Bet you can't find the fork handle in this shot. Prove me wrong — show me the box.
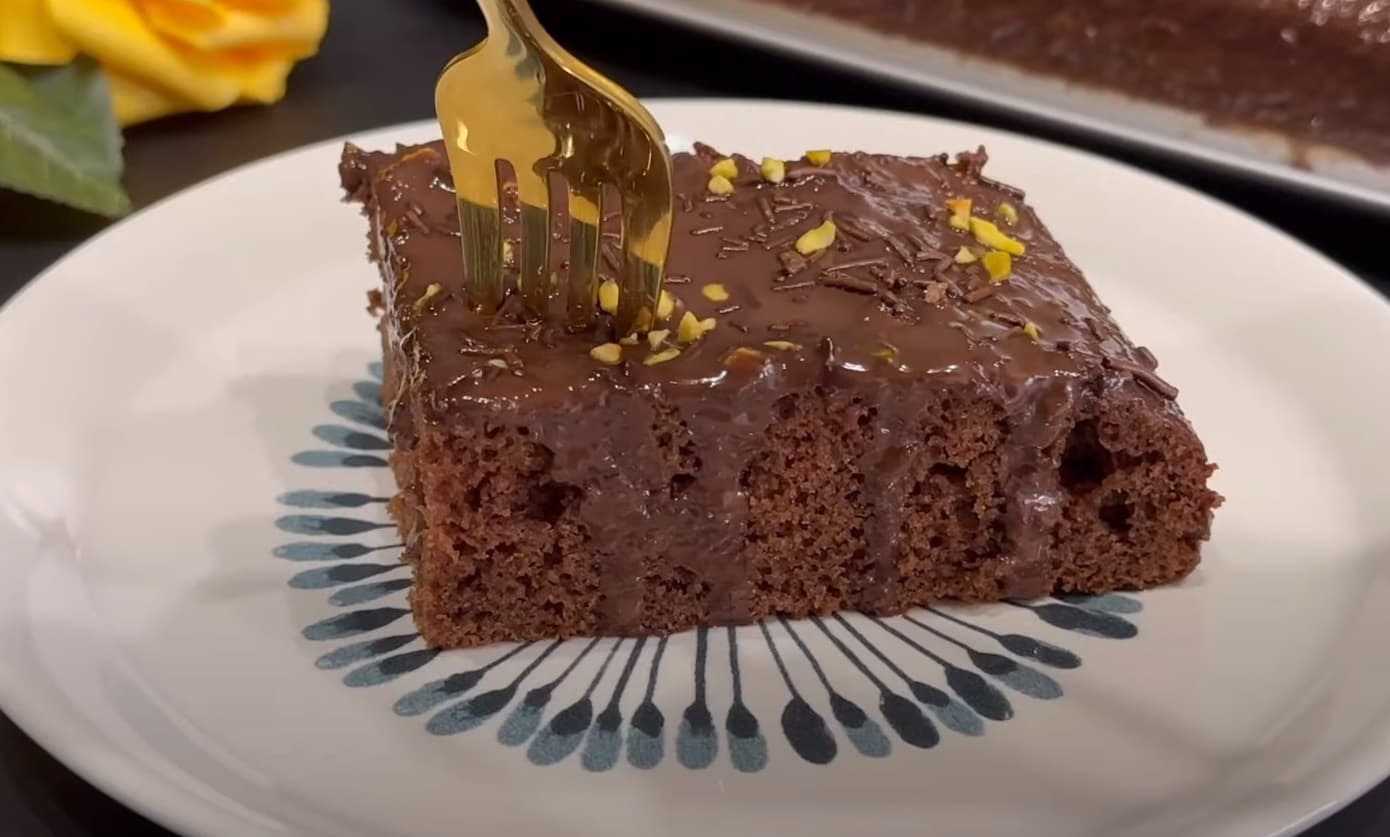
[474,0,544,39]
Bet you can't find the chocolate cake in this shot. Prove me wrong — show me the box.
[757,0,1390,165]
[339,140,1219,649]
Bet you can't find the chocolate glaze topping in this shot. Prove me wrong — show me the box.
[759,0,1390,166]
[340,140,1193,630]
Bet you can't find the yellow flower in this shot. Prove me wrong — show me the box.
[0,0,329,126]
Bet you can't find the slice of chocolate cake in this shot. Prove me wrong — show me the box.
[339,140,1220,649]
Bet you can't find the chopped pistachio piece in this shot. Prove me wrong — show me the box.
[598,279,620,314]
[701,283,730,303]
[644,347,681,366]
[871,346,897,361]
[412,282,442,312]
[946,197,972,231]
[760,157,786,183]
[647,328,671,349]
[982,249,1012,282]
[953,246,977,264]
[632,307,654,332]
[707,174,734,196]
[657,289,676,320]
[804,149,832,166]
[677,311,703,343]
[677,312,718,343]
[1022,322,1041,342]
[619,334,640,346]
[724,346,766,365]
[590,343,623,365]
[486,358,509,369]
[709,157,738,179]
[969,217,1026,255]
[997,202,1019,225]
[763,340,801,351]
[794,219,837,255]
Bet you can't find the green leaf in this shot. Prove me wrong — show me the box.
[0,57,130,217]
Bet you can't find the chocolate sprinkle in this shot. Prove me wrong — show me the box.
[835,216,875,241]
[965,285,998,303]
[820,274,879,295]
[1106,357,1180,399]
[757,196,776,225]
[885,234,916,265]
[826,256,889,272]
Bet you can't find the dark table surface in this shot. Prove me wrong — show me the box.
[1,2,1387,834]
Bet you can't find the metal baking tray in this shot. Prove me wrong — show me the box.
[589,0,1390,214]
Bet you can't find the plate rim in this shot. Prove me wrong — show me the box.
[2,100,1389,837]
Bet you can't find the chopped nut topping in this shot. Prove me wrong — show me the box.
[677,311,702,343]
[804,149,832,166]
[953,246,978,264]
[794,219,837,255]
[924,281,950,304]
[709,158,738,179]
[871,345,897,361]
[412,282,443,312]
[657,289,676,320]
[763,340,801,351]
[590,343,623,365]
[969,217,1026,255]
[502,239,516,268]
[486,358,510,370]
[982,250,1012,282]
[997,202,1019,225]
[678,311,716,343]
[707,174,734,196]
[598,280,620,314]
[632,307,654,332]
[644,347,681,366]
[647,328,671,349]
[724,346,766,365]
[946,198,972,231]
[701,283,730,302]
[1022,322,1041,342]
[760,157,786,183]
[619,334,640,346]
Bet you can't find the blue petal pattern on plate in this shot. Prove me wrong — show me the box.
[278,363,1145,772]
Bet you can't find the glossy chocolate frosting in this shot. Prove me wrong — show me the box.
[760,0,1390,165]
[340,140,1194,621]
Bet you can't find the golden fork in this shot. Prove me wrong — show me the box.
[436,0,673,332]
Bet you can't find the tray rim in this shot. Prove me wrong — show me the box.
[586,0,1390,216]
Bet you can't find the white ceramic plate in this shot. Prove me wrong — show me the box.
[590,0,1390,214]
[1,101,1388,837]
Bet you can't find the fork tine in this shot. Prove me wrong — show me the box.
[565,180,602,330]
[443,142,505,313]
[616,202,670,333]
[514,166,550,317]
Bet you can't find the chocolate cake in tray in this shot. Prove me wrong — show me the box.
[339,139,1220,649]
